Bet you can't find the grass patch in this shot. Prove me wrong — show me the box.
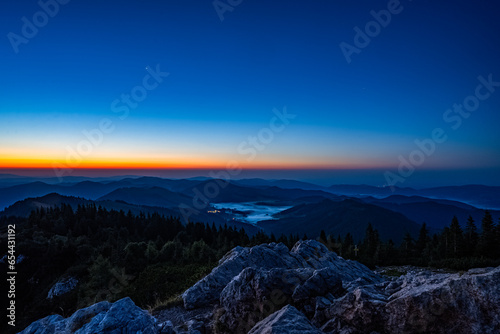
[380,268,407,277]
[151,295,184,312]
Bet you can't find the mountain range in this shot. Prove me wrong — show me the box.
[1,175,499,241]
[258,198,421,242]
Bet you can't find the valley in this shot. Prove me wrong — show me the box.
[211,202,292,225]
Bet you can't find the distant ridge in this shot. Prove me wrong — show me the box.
[258,198,421,242]
[98,186,193,208]
[329,184,500,209]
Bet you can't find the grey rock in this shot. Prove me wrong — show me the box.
[158,320,176,334]
[182,243,304,310]
[292,267,344,303]
[18,314,66,334]
[78,297,157,334]
[319,266,500,334]
[182,240,382,310]
[218,266,344,332]
[290,241,382,289]
[186,319,204,333]
[218,267,309,333]
[47,276,79,299]
[65,301,111,332]
[320,284,387,333]
[248,305,322,334]
[155,305,213,330]
[19,297,158,334]
[384,266,500,334]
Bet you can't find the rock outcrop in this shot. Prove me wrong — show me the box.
[47,276,79,299]
[19,297,157,334]
[318,266,500,334]
[383,267,500,334]
[19,240,500,334]
[218,267,344,332]
[319,283,389,333]
[248,305,322,334]
[182,240,382,310]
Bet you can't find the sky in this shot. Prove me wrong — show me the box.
[1,0,500,186]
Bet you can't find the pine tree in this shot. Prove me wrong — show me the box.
[319,230,327,244]
[327,234,339,253]
[464,216,478,257]
[270,233,277,243]
[449,216,464,257]
[401,232,414,260]
[495,218,500,258]
[361,224,380,264]
[479,211,496,258]
[429,234,440,262]
[416,223,430,254]
[336,235,343,255]
[342,233,354,258]
[380,239,397,265]
[440,227,451,259]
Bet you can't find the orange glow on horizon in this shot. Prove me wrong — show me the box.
[0,159,393,171]
[0,151,393,171]
[0,158,226,170]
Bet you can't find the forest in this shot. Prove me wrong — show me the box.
[1,204,499,330]
[320,211,500,270]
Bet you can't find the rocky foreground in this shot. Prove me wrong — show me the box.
[20,240,500,333]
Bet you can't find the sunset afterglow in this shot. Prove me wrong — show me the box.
[1,0,499,186]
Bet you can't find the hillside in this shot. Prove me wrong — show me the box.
[329,184,500,209]
[258,198,421,242]
[364,196,500,230]
[98,186,193,208]
[179,180,339,203]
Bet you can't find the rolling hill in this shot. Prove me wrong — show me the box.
[328,184,500,209]
[258,198,421,242]
[363,195,500,230]
[179,180,339,203]
[98,186,193,208]
[0,193,261,234]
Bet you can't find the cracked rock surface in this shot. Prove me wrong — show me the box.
[19,240,500,334]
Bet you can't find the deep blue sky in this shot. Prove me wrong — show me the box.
[1,0,500,186]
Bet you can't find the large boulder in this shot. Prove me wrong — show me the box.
[182,243,304,310]
[319,283,388,333]
[384,266,500,334]
[19,297,158,334]
[17,314,66,334]
[248,305,322,334]
[218,266,344,332]
[19,301,111,334]
[318,266,500,334]
[182,240,382,310]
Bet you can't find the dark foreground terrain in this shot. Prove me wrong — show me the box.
[19,240,500,334]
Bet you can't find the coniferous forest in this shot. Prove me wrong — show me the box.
[1,204,500,330]
[319,210,500,270]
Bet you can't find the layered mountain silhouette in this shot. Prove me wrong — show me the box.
[328,184,500,209]
[363,195,500,230]
[1,176,498,242]
[258,198,421,242]
[98,186,192,208]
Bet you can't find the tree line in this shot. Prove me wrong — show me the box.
[319,211,500,269]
